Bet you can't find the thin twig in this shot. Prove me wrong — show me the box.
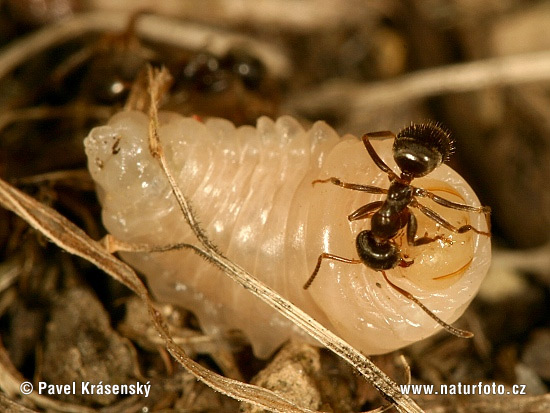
[146,66,423,413]
[88,0,387,31]
[0,177,320,413]
[0,11,290,80]
[290,51,550,115]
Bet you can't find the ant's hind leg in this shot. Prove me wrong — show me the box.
[361,131,399,180]
[406,213,444,246]
[413,201,491,237]
[303,253,362,289]
[381,271,473,338]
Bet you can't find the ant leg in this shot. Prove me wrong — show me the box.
[348,200,384,221]
[413,187,491,228]
[312,177,388,194]
[381,271,473,338]
[412,200,491,237]
[303,253,362,289]
[361,132,399,180]
[406,212,444,246]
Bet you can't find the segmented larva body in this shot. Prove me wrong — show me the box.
[84,111,491,358]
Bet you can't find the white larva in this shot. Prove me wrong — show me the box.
[84,110,491,358]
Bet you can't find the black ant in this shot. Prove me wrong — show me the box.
[181,49,266,93]
[303,121,491,338]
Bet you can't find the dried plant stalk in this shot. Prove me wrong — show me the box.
[0,176,320,412]
[88,0,380,31]
[144,66,423,412]
[290,50,550,114]
[0,12,290,81]
[0,69,425,412]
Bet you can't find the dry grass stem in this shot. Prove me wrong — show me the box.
[290,51,550,115]
[0,176,328,412]
[88,0,386,31]
[0,11,290,81]
[144,65,423,413]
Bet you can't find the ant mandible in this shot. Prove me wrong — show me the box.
[303,121,491,338]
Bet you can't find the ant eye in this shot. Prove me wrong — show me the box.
[393,122,454,177]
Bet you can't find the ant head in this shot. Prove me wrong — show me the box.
[393,122,454,177]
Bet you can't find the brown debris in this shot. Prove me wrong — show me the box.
[241,342,322,413]
[40,287,136,405]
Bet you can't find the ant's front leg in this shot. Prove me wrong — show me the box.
[312,177,388,195]
[412,200,491,237]
[413,187,491,229]
[406,212,444,246]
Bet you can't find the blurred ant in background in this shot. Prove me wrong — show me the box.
[168,48,280,124]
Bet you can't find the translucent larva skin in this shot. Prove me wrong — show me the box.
[84,111,491,358]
